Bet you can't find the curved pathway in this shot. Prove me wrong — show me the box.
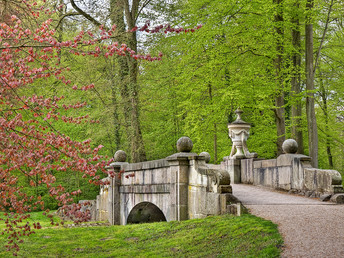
[232,184,344,258]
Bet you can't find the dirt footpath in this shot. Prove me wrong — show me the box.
[232,184,344,258]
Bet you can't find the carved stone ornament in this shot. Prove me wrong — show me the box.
[228,109,257,159]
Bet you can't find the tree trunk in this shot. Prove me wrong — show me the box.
[305,0,318,168]
[273,0,285,156]
[290,0,304,154]
[318,69,333,168]
[123,0,147,162]
[109,0,130,152]
[214,123,217,163]
[108,0,146,162]
[208,83,217,162]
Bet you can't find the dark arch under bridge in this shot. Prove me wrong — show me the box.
[126,202,167,224]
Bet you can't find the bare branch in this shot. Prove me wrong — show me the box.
[131,0,140,21]
[313,0,334,74]
[55,12,81,30]
[70,0,102,28]
[136,0,152,24]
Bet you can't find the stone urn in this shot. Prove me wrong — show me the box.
[228,109,257,159]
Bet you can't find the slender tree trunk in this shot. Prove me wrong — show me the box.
[273,0,286,156]
[214,123,217,163]
[318,69,333,168]
[305,0,318,168]
[208,83,217,162]
[290,0,304,154]
[110,77,122,151]
[57,0,64,60]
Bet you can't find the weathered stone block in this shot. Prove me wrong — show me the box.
[253,160,262,169]
[218,185,232,194]
[320,194,332,202]
[277,166,291,190]
[226,203,247,216]
[205,192,219,215]
[226,159,241,184]
[224,193,241,204]
[220,194,228,215]
[332,185,344,193]
[241,159,253,184]
[127,162,143,171]
[277,154,310,167]
[330,194,344,204]
[154,159,170,169]
[154,168,169,184]
[304,168,343,194]
[261,159,277,168]
[179,184,189,206]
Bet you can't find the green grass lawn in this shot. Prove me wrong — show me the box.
[0,212,283,257]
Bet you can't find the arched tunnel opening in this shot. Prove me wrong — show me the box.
[127,202,167,224]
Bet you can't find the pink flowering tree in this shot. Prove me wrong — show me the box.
[0,0,201,255]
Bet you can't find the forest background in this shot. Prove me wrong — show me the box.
[1,0,344,210]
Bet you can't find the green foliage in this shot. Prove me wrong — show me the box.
[140,0,283,162]
[11,167,102,211]
[0,211,61,229]
[18,0,344,187]
[0,214,283,257]
[139,0,344,168]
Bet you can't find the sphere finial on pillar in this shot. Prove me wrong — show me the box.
[176,137,193,152]
[199,152,211,163]
[114,150,127,162]
[282,139,298,154]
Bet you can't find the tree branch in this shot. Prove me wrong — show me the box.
[70,0,102,28]
[55,12,81,30]
[313,0,334,74]
[131,0,140,22]
[122,0,133,28]
[135,0,152,24]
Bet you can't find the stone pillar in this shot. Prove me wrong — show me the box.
[229,159,241,184]
[167,137,197,221]
[167,156,190,221]
[221,157,241,184]
[106,150,128,225]
[95,194,100,221]
[109,164,121,225]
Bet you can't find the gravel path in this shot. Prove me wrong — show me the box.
[232,184,344,258]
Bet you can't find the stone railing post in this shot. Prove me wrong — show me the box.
[167,156,190,221]
[105,150,128,225]
[167,137,196,221]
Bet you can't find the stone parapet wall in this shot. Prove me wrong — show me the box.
[240,154,344,198]
[120,159,169,172]
[187,157,232,219]
[304,168,343,195]
[118,164,171,225]
[97,184,110,221]
[95,151,235,225]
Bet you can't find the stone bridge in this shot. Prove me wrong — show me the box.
[91,109,344,225]
[96,137,233,225]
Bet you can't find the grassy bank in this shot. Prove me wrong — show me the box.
[0,213,283,257]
